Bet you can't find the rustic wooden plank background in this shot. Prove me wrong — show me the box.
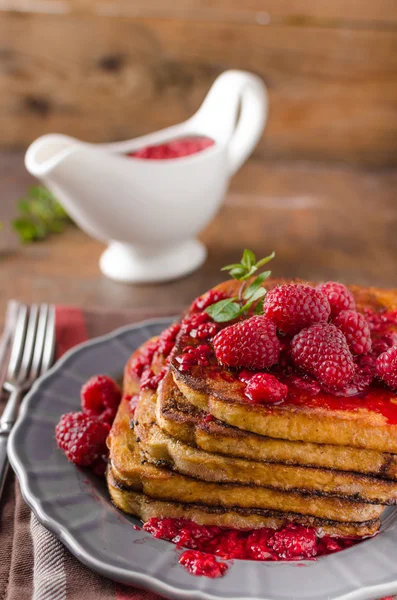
[1,0,397,165]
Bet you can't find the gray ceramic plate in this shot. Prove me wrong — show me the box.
[8,319,397,600]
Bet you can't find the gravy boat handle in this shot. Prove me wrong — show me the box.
[190,70,268,176]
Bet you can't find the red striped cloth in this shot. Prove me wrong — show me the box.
[0,304,394,600]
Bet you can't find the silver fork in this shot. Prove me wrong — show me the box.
[0,304,56,500]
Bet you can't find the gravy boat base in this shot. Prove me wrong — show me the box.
[99,240,207,283]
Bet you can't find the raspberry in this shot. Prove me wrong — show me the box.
[244,373,288,404]
[55,412,110,466]
[213,316,280,370]
[238,369,256,383]
[81,375,121,424]
[334,310,372,355]
[376,345,397,390]
[268,524,317,560]
[191,290,228,312]
[372,332,397,356]
[316,282,356,317]
[291,323,355,390]
[263,284,330,335]
[327,365,373,397]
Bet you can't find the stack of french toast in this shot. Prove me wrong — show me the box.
[107,275,397,539]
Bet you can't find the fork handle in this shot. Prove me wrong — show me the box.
[0,389,22,500]
[0,434,10,499]
[0,388,22,432]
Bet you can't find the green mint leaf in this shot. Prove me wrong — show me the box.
[206,299,242,323]
[255,251,275,269]
[240,265,258,281]
[249,287,267,302]
[18,199,34,215]
[221,263,243,272]
[229,266,248,280]
[243,271,272,300]
[240,288,266,315]
[241,249,256,270]
[12,218,42,242]
[254,302,264,315]
[12,185,71,244]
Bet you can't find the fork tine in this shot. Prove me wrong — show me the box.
[17,305,39,383]
[6,305,28,382]
[40,305,56,375]
[29,305,49,381]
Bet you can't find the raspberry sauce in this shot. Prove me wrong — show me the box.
[143,517,362,578]
[129,137,214,160]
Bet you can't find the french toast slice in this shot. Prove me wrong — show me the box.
[135,376,397,504]
[156,371,397,480]
[124,344,397,480]
[106,468,381,538]
[108,396,383,522]
[171,280,397,453]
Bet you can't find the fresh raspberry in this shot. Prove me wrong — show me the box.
[244,373,288,404]
[81,375,121,424]
[326,364,373,397]
[268,524,317,560]
[316,282,356,317]
[372,332,397,356]
[55,412,110,466]
[334,310,372,355]
[238,369,256,383]
[191,290,228,312]
[263,284,330,335]
[376,345,397,390]
[213,316,280,370]
[291,323,355,390]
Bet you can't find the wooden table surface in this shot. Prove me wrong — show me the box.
[1,151,397,321]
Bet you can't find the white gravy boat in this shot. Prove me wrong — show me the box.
[25,70,268,283]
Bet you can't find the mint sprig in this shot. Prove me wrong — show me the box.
[206,250,275,323]
[12,186,71,243]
